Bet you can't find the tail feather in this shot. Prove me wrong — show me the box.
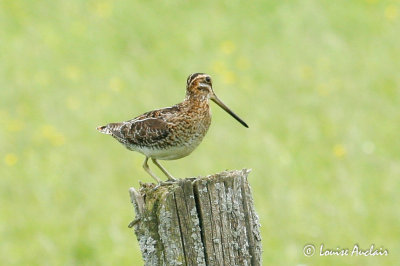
[96,123,125,135]
[96,125,112,134]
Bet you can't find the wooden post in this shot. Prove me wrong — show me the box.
[129,169,262,265]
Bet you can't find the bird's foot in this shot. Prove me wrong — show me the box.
[152,179,178,191]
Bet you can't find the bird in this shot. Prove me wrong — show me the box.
[97,73,248,183]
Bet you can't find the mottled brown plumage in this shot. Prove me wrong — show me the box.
[97,73,248,183]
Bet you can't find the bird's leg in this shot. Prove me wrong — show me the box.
[143,157,161,183]
[151,158,177,181]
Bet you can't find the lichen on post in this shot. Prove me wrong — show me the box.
[129,169,262,266]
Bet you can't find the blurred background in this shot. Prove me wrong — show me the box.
[1,0,399,265]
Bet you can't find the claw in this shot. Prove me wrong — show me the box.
[128,218,141,228]
[152,179,178,191]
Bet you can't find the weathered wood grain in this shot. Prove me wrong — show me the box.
[129,169,262,265]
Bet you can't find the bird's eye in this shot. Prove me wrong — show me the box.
[205,77,211,83]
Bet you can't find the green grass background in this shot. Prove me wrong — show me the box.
[1,0,399,265]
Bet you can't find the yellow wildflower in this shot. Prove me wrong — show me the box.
[300,65,313,80]
[41,125,66,146]
[333,144,347,158]
[7,119,24,132]
[212,61,227,74]
[222,70,236,84]
[5,153,18,166]
[385,5,398,21]
[93,2,113,18]
[109,77,124,92]
[64,66,81,81]
[220,41,236,55]
[316,83,330,96]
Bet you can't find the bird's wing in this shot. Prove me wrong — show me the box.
[105,105,182,145]
[121,117,170,146]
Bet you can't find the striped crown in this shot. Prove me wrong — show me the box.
[186,73,206,87]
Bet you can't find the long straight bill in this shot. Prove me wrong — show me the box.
[211,95,249,128]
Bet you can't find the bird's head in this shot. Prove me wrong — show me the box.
[186,73,214,100]
[185,73,248,128]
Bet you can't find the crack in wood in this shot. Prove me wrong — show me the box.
[173,191,187,265]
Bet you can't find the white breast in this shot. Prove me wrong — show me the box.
[134,140,201,160]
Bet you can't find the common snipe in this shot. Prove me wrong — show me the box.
[97,73,248,183]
